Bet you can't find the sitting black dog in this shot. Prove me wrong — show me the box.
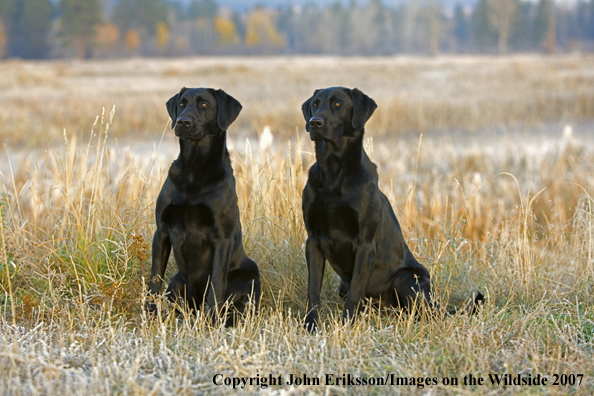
[301,87,482,331]
[147,87,260,326]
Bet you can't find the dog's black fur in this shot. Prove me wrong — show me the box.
[301,87,482,331]
[147,87,260,326]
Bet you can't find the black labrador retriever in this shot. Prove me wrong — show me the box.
[147,87,260,326]
[301,87,482,331]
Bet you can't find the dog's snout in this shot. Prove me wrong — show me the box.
[309,117,324,129]
[177,117,192,128]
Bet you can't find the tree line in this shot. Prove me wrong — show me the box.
[1,0,593,59]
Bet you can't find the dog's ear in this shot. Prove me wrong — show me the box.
[350,88,377,130]
[212,89,242,131]
[301,89,321,132]
[166,87,188,129]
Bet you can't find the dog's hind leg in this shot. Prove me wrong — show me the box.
[166,272,188,308]
[224,259,261,327]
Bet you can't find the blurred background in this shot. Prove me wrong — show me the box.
[0,0,592,60]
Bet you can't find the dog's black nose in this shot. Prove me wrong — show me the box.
[177,117,192,128]
[309,117,324,129]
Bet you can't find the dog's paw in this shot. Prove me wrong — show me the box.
[341,308,357,326]
[304,312,319,333]
[144,298,159,317]
[204,307,220,326]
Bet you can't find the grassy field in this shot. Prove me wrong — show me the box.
[1,55,594,395]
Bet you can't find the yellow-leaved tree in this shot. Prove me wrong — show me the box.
[155,22,169,52]
[95,23,119,57]
[124,29,141,52]
[214,15,239,46]
[245,8,286,49]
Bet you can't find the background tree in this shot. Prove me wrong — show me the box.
[0,0,18,57]
[1,0,594,59]
[0,0,53,58]
[113,0,168,38]
[124,29,141,53]
[534,0,551,48]
[59,0,103,59]
[286,5,321,54]
[245,7,286,51]
[429,0,441,56]
[402,0,419,52]
[544,0,557,52]
[349,0,384,55]
[470,0,497,52]
[508,1,532,51]
[453,4,469,52]
[214,14,239,46]
[315,4,349,54]
[187,0,217,20]
[493,0,519,54]
[173,0,218,55]
[95,23,120,57]
[0,21,7,58]
[19,0,53,58]
[579,0,594,42]
[155,22,170,52]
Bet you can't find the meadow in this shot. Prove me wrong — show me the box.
[1,55,594,395]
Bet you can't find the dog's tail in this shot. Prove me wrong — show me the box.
[445,291,485,316]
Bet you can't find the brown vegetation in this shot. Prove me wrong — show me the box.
[0,56,593,394]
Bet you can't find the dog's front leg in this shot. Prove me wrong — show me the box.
[343,243,375,324]
[304,238,325,332]
[206,238,234,325]
[147,229,171,314]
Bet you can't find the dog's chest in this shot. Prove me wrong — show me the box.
[163,203,215,231]
[305,198,360,239]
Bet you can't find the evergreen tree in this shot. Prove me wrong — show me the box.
[0,21,7,58]
[20,0,53,58]
[0,0,53,58]
[453,4,469,52]
[508,2,531,51]
[187,0,218,20]
[0,0,19,39]
[113,0,168,36]
[59,0,103,59]
[470,0,497,52]
[575,0,594,42]
[533,0,550,48]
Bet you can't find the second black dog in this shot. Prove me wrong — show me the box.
[301,87,481,331]
[147,87,260,326]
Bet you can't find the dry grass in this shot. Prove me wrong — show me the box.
[0,56,593,395]
[1,55,594,147]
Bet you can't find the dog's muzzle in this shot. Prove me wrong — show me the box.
[309,117,324,129]
[309,117,326,141]
[176,116,193,129]
[175,116,206,139]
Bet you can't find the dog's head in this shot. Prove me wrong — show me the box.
[301,87,377,143]
[166,87,242,139]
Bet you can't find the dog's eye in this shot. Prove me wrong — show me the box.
[179,102,185,108]
[334,102,341,108]
[312,102,318,108]
[200,102,208,109]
